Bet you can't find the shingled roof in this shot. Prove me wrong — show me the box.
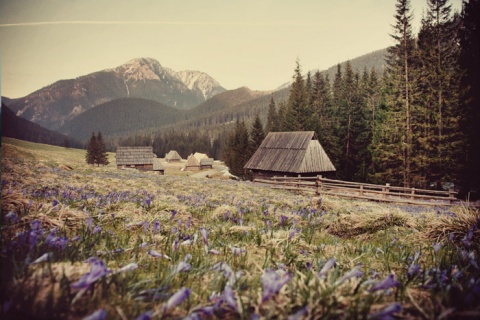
[165,150,182,161]
[244,131,336,173]
[116,146,155,166]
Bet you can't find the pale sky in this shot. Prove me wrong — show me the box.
[0,0,463,99]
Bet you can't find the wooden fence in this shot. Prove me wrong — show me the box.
[253,175,458,206]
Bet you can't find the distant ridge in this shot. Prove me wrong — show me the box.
[277,48,387,89]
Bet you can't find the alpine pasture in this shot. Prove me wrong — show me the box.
[1,138,479,319]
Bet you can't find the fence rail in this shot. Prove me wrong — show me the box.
[253,175,458,206]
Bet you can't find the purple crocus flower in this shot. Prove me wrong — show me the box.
[153,220,160,234]
[261,269,291,302]
[135,310,152,320]
[52,199,59,207]
[287,306,308,320]
[171,210,177,220]
[208,249,221,255]
[87,217,93,231]
[369,274,400,292]
[186,216,191,229]
[231,247,245,256]
[116,263,138,274]
[163,287,191,312]
[92,225,102,235]
[318,257,336,278]
[223,285,238,312]
[368,302,402,319]
[407,264,421,278]
[30,252,52,265]
[200,227,208,246]
[5,211,18,223]
[143,221,149,234]
[82,309,107,320]
[148,249,171,260]
[288,229,299,241]
[71,259,110,289]
[172,261,192,275]
[336,265,364,285]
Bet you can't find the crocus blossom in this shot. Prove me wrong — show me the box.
[261,269,291,302]
[71,259,110,289]
[135,310,152,320]
[335,265,364,285]
[318,257,336,278]
[30,252,52,265]
[223,285,238,312]
[163,287,190,312]
[368,302,402,319]
[148,249,171,260]
[116,263,138,274]
[172,261,192,275]
[200,227,208,246]
[82,309,107,320]
[369,274,400,292]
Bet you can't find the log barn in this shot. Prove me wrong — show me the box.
[244,131,336,180]
[116,146,156,171]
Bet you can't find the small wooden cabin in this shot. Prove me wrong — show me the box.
[116,146,156,171]
[165,150,182,162]
[244,131,336,180]
[153,158,165,175]
[184,154,201,171]
[200,157,214,169]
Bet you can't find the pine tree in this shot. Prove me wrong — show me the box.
[372,0,416,187]
[224,121,250,179]
[85,132,97,165]
[265,96,280,133]
[250,115,265,152]
[95,131,109,166]
[284,59,310,131]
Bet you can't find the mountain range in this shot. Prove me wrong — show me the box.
[2,48,387,143]
[5,58,225,130]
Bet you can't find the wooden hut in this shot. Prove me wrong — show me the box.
[165,150,182,162]
[244,131,336,180]
[193,152,208,162]
[200,157,214,170]
[116,146,156,171]
[184,154,201,171]
[153,158,165,175]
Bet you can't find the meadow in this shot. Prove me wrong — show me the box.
[1,138,479,320]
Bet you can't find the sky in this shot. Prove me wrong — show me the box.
[0,0,463,99]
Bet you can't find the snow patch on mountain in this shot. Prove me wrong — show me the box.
[175,70,223,100]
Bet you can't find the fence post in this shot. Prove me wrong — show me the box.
[297,174,301,189]
[411,188,415,200]
[284,175,287,190]
[448,188,455,204]
[383,183,390,199]
[359,184,364,196]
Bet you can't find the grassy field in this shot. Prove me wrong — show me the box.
[1,137,479,319]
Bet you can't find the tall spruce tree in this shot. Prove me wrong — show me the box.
[250,115,265,152]
[86,132,97,165]
[284,59,310,131]
[224,121,250,179]
[265,96,280,133]
[373,0,416,187]
[95,131,109,166]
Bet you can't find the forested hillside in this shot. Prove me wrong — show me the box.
[1,104,82,148]
[59,98,181,140]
